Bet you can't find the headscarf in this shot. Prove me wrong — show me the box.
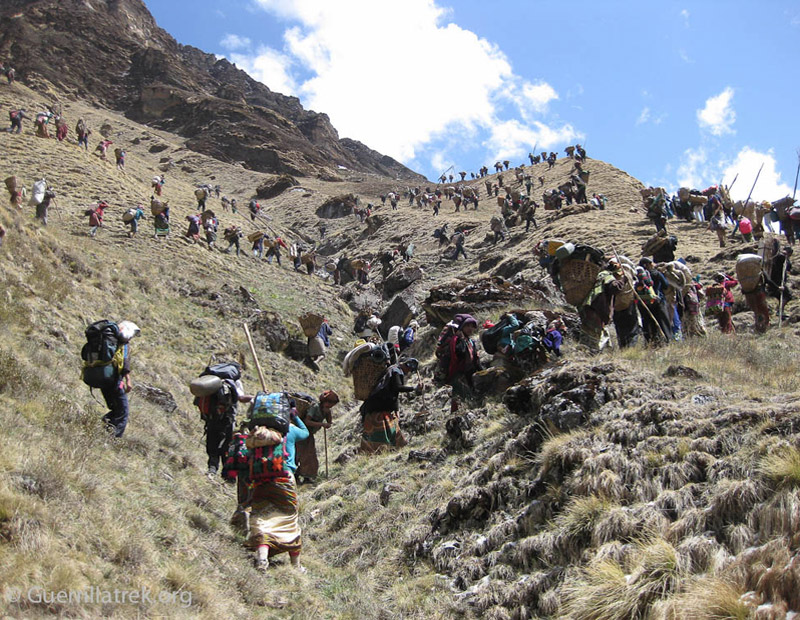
[319,390,339,406]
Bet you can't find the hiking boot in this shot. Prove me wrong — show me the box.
[206,466,218,477]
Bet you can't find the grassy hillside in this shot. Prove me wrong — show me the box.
[2,80,800,619]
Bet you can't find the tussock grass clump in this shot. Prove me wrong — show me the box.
[561,538,685,619]
[534,429,591,478]
[657,577,750,620]
[554,495,616,545]
[759,445,800,488]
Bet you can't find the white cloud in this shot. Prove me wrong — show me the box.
[483,119,580,163]
[676,145,793,202]
[430,152,453,175]
[721,147,794,203]
[677,147,709,189]
[241,0,574,165]
[220,33,251,51]
[697,87,736,136]
[678,48,693,64]
[521,82,558,114]
[680,9,690,27]
[229,47,297,96]
[636,106,666,127]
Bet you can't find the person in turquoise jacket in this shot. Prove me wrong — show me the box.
[285,411,309,475]
[497,314,521,354]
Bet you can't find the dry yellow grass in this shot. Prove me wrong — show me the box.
[3,76,800,619]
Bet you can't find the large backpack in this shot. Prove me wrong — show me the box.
[9,110,18,121]
[480,316,511,354]
[435,324,457,360]
[705,285,725,315]
[81,320,124,388]
[248,391,291,434]
[190,362,242,422]
[222,432,289,481]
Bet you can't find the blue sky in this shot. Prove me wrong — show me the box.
[144,0,799,201]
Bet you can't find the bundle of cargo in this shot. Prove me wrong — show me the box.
[736,254,764,293]
[150,197,168,216]
[299,312,324,338]
[559,256,601,306]
[641,230,669,257]
[613,256,637,311]
[342,342,390,400]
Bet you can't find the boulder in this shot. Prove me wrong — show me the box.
[423,277,561,327]
[285,339,308,361]
[380,293,417,336]
[132,383,177,413]
[256,173,299,199]
[250,311,290,352]
[338,283,382,314]
[316,194,358,219]
[664,365,703,380]
[492,257,533,279]
[383,264,423,297]
[364,214,386,235]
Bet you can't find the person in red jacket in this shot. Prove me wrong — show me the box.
[88,201,108,237]
[708,273,738,334]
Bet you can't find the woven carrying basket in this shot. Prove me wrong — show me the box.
[292,397,312,416]
[247,231,264,243]
[352,357,387,401]
[614,266,636,311]
[299,312,324,337]
[150,202,167,216]
[4,176,18,193]
[736,255,763,293]
[560,257,600,306]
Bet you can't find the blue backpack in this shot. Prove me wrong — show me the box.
[248,391,291,434]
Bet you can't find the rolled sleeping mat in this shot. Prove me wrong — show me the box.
[189,374,223,397]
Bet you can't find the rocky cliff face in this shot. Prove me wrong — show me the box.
[0,0,425,181]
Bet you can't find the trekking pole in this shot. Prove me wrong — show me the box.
[726,173,739,194]
[612,244,670,343]
[51,197,62,220]
[779,258,789,328]
[416,370,428,411]
[243,323,268,392]
[740,163,764,221]
[792,149,800,202]
[323,427,329,478]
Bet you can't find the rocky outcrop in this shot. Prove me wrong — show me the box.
[383,264,423,297]
[256,174,299,200]
[316,194,358,219]
[0,0,426,180]
[423,277,562,327]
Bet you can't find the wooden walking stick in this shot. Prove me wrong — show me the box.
[740,163,764,223]
[51,196,62,220]
[243,323,268,391]
[414,370,429,417]
[323,426,329,478]
[779,257,789,328]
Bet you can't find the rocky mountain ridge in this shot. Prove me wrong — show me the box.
[0,0,425,181]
